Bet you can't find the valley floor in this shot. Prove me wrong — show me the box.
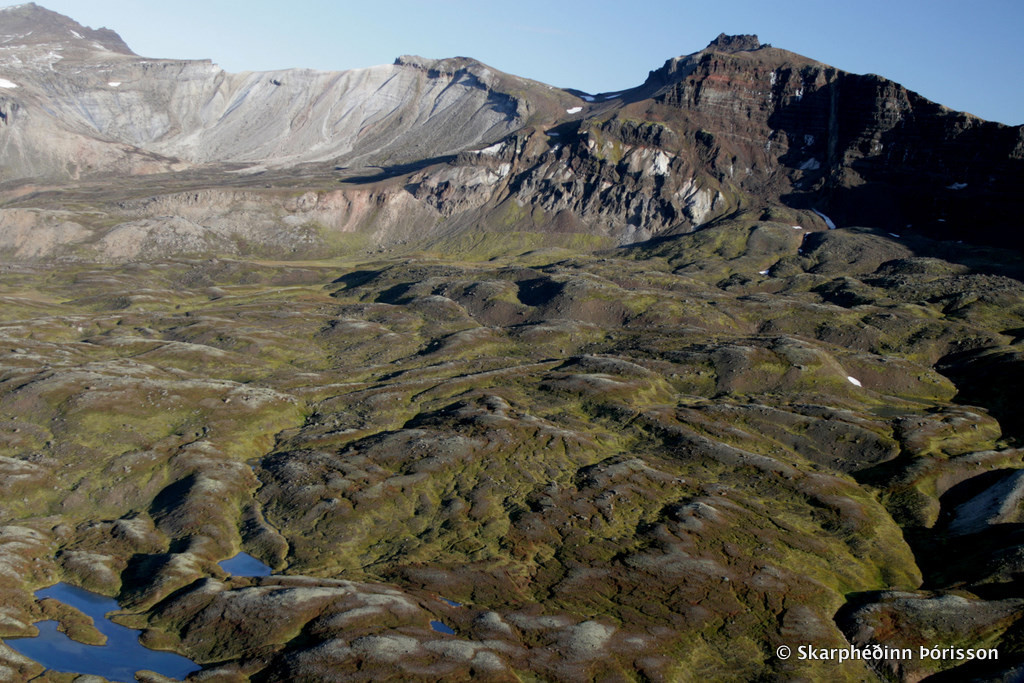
[0,221,1023,681]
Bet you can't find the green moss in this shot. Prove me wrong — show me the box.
[426,230,614,261]
[0,224,1021,680]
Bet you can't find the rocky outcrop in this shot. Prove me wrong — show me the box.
[499,122,727,242]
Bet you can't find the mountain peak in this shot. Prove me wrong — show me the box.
[705,33,761,53]
[395,54,490,75]
[642,33,769,91]
[0,2,134,55]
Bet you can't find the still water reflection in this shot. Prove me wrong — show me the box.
[218,551,272,576]
[6,582,201,682]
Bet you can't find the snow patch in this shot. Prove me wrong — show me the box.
[889,232,901,238]
[769,71,777,87]
[946,182,968,190]
[791,225,803,230]
[69,30,82,39]
[804,134,815,146]
[812,209,836,230]
[652,151,670,175]
[579,94,594,102]
[794,88,804,101]
[798,158,821,171]
[566,107,583,114]
[846,376,862,387]
[475,142,503,156]
[107,81,121,88]
[0,78,17,88]
[758,269,770,276]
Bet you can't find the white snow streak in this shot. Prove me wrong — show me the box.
[476,142,503,156]
[0,78,17,88]
[847,376,862,387]
[566,107,583,114]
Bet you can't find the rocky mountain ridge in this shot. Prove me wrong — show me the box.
[0,8,1020,260]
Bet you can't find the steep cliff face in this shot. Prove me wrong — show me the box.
[640,37,1023,237]
[470,120,730,243]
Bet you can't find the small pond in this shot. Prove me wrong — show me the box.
[429,619,457,635]
[6,582,201,682]
[218,551,272,577]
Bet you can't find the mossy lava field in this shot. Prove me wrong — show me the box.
[0,216,1023,681]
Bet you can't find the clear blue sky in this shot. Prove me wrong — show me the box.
[16,0,1024,125]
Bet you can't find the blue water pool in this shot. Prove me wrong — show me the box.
[218,551,272,576]
[6,582,201,682]
[429,619,456,635]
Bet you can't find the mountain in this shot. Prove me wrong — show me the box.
[0,2,132,54]
[0,9,1020,260]
[1,8,1024,683]
[0,5,567,177]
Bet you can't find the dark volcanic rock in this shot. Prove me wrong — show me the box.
[706,33,762,53]
[643,42,1024,245]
